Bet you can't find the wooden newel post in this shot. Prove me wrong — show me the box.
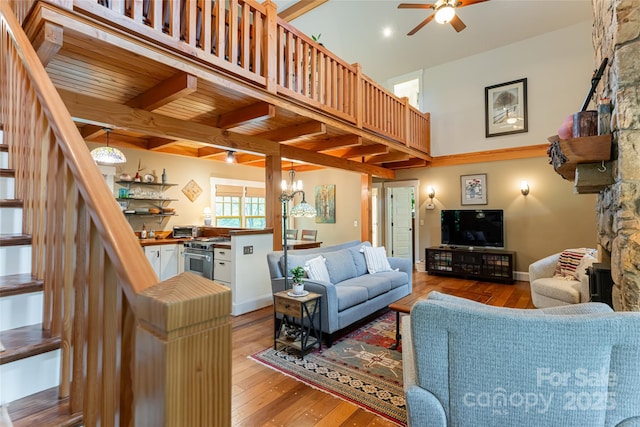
[134,273,232,427]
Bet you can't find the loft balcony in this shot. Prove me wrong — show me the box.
[18,0,431,177]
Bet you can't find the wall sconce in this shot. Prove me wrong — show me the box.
[520,180,530,196]
[426,186,436,210]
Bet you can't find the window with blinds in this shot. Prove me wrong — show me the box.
[212,180,265,228]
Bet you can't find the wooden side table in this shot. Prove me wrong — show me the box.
[273,290,322,359]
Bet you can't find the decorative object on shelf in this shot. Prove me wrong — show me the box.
[143,173,156,183]
[485,78,528,138]
[314,184,335,224]
[134,159,144,182]
[460,173,487,205]
[161,168,167,184]
[281,166,317,290]
[140,224,147,239]
[290,266,305,295]
[520,180,530,196]
[90,128,127,164]
[182,179,203,202]
[119,172,132,181]
[573,110,598,137]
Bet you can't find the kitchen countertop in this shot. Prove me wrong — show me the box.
[138,237,190,247]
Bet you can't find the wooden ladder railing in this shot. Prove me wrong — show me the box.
[0,1,231,425]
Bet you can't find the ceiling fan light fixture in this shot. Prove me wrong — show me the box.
[434,5,455,24]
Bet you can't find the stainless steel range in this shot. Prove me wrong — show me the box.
[183,237,228,279]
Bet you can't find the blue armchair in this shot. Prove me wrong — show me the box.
[403,291,640,427]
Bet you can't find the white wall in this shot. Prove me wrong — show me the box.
[423,21,593,156]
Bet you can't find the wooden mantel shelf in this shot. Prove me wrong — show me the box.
[547,134,612,180]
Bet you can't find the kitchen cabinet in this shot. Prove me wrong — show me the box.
[144,243,180,281]
[213,247,232,286]
[115,180,178,224]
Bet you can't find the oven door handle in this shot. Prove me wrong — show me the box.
[183,252,211,262]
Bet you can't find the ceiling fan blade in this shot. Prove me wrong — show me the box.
[456,0,490,7]
[450,14,467,32]
[407,14,435,36]
[398,3,436,9]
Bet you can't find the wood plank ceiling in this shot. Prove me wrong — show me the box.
[25,2,430,178]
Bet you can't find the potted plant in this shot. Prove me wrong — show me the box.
[289,266,305,295]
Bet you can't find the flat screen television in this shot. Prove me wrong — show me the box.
[440,209,504,248]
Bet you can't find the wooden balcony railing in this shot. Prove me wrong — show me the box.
[0,2,231,425]
[71,0,430,155]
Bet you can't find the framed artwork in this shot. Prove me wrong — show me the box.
[315,184,335,223]
[485,78,528,138]
[461,174,487,205]
[182,179,202,202]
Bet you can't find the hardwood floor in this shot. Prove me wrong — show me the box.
[231,271,533,426]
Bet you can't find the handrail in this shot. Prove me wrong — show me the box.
[72,0,430,156]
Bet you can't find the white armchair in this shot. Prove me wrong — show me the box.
[528,249,596,308]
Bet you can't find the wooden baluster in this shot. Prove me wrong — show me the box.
[263,0,276,91]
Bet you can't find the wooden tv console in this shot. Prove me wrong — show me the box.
[425,246,515,284]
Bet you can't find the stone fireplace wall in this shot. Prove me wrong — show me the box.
[593,0,640,311]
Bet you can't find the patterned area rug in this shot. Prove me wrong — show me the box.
[249,311,406,426]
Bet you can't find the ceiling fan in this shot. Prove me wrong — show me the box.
[398,0,489,36]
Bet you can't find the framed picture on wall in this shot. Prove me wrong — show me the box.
[485,78,528,138]
[461,174,487,205]
[315,184,335,223]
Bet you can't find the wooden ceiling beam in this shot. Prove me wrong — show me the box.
[258,121,326,142]
[147,137,179,150]
[382,158,429,169]
[61,90,394,178]
[32,21,63,67]
[328,144,389,159]
[291,134,362,152]
[217,102,276,129]
[277,0,328,21]
[197,146,226,158]
[127,72,198,111]
[365,152,411,164]
[281,145,395,179]
[80,124,105,139]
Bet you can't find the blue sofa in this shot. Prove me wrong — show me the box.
[266,240,412,345]
[403,291,640,426]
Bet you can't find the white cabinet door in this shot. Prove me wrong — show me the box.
[144,245,162,278]
[160,244,179,281]
[177,244,185,274]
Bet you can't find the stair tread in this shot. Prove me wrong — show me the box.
[0,168,15,177]
[0,274,43,297]
[8,387,82,427]
[0,198,23,207]
[0,324,60,365]
[0,234,31,246]
[0,144,7,152]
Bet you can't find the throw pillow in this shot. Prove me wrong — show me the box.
[304,255,331,282]
[361,246,392,274]
[554,248,593,280]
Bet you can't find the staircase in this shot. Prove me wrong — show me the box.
[0,127,81,426]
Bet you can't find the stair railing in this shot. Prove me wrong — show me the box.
[0,2,231,425]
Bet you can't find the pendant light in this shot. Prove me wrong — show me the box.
[90,128,127,164]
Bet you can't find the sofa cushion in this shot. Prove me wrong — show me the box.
[324,249,358,283]
[361,246,392,274]
[283,253,319,273]
[531,277,581,304]
[348,242,371,276]
[303,255,331,282]
[334,285,369,311]
[339,275,391,299]
[374,270,409,289]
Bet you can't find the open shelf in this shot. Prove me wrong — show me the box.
[547,134,611,180]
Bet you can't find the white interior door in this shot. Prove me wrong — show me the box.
[386,186,413,259]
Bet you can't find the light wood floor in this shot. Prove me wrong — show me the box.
[231,272,534,426]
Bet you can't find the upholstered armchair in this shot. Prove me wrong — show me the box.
[529,249,596,308]
[403,292,640,427]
